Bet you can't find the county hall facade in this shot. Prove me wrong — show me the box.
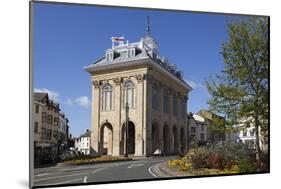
[85,33,192,157]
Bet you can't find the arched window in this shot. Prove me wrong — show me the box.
[152,83,159,110]
[123,80,134,108]
[163,89,169,113]
[102,83,112,110]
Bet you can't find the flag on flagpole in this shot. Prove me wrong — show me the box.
[111,36,124,43]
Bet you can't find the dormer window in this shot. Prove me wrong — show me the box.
[127,48,135,58]
[106,53,110,61]
[106,51,115,61]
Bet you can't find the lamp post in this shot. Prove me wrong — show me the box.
[124,102,129,157]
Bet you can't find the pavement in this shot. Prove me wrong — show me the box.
[33,156,177,187]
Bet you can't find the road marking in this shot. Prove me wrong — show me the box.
[39,178,82,186]
[35,172,49,177]
[91,167,106,174]
[34,172,88,182]
[148,166,158,178]
[83,176,87,183]
[127,163,144,169]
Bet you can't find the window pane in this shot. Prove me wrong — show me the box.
[128,88,132,107]
[106,91,111,110]
[102,92,105,110]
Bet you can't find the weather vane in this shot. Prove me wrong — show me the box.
[146,16,151,36]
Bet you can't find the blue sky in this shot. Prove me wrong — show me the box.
[33,2,247,137]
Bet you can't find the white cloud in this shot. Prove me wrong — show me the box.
[34,88,60,102]
[185,80,204,89]
[75,96,90,108]
[65,98,73,106]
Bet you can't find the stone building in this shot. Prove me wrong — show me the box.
[188,113,208,145]
[85,34,192,157]
[33,92,69,164]
[197,109,226,142]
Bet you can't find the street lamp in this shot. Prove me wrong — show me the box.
[124,102,129,157]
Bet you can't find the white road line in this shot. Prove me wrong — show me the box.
[91,167,106,174]
[34,172,88,182]
[148,166,158,178]
[128,163,144,169]
[35,172,49,177]
[83,176,87,183]
[37,178,82,186]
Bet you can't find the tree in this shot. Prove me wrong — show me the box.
[205,17,269,164]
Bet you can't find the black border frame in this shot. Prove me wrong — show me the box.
[29,1,270,188]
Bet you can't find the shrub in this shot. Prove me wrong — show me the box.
[182,142,257,172]
[179,162,193,171]
[167,159,183,168]
[184,146,210,169]
[206,153,226,170]
[238,158,257,173]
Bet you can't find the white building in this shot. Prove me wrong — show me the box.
[237,126,255,148]
[75,130,91,155]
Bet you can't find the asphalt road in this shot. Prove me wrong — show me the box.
[33,156,176,187]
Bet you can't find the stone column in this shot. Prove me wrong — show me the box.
[142,73,148,156]
[175,93,181,153]
[158,83,164,155]
[168,89,173,154]
[134,74,146,156]
[91,80,100,156]
[146,74,153,156]
[112,77,122,156]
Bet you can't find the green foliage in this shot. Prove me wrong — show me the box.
[238,158,258,173]
[205,17,269,162]
[184,147,210,169]
[207,116,226,135]
[182,142,256,172]
[167,142,260,175]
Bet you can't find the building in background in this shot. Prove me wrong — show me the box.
[197,109,226,142]
[84,24,192,156]
[33,92,70,165]
[187,113,208,145]
[236,118,268,152]
[74,129,91,155]
[187,110,238,145]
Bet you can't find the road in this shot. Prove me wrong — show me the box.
[33,156,176,187]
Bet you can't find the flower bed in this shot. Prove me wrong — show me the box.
[167,142,258,175]
[63,156,132,165]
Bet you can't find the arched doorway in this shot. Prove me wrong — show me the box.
[173,126,178,153]
[163,124,169,154]
[100,122,113,155]
[121,121,135,155]
[152,122,160,155]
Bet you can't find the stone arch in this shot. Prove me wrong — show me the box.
[152,121,160,155]
[173,126,178,153]
[163,124,169,154]
[100,122,113,155]
[121,121,135,155]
